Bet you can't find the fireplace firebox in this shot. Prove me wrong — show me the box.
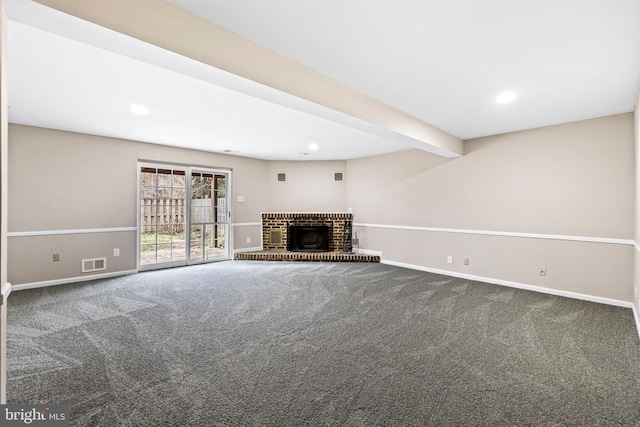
[287,225,330,252]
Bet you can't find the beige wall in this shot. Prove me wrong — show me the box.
[266,160,347,212]
[7,113,638,307]
[8,124,269,285]
[634,89,640,315]
[348,114,635,302]
[0,0,8,403]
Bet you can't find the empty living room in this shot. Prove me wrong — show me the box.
[1,0,640,425]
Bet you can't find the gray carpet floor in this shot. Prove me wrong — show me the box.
[7,261,640,426]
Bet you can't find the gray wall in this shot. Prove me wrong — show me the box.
[7,124,270,285]
[348,113,635,302]
[0,1,8,403]
[7,113,638,308]
[634,90,640,315]
[266,160,347,212]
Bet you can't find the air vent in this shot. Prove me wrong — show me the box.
[334,172,343,182]
[270,230,282,245]
[277,173,287,182]
[82,257,106,273]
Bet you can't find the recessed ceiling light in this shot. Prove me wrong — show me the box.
[308,143,319,151]
[496,92,517,104]
[129,104,149,115]
[300,152,309,156]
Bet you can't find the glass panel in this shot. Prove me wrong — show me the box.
[170,243,186,261]
[202,227,227,260]
[140,224,157,266]
[205,198,214,223]
[215,197,226,222]
[203,224,215,260]
[170,225,186,242]
[191,176,203,199]
[171,207,182,226]
[217,225,227,247]
[140,205,153,228]
[172,173,185,187]
[156,243,172,264]
[215,175,226,198]
[140,171,156,188]
[140,243,156,265]
[192,174,214,199]
[142,224,187,263]
[189,225,203,261]
[190,204,200,224]
[192,199,213,224]
[172,187,186,200]
[141,226,157,242]
[139,165,189,269]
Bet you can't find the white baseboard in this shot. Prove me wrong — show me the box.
[381,259,633,309]
[11,270,138,291]
[233,246,263,254]
[633,304,640,341]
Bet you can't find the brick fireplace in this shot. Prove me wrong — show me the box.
[234,212,380,262]
[262,212,351,251]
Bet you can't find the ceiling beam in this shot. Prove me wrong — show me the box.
[33,0,463,157]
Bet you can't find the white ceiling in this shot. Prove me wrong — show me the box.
[7,0,640,160]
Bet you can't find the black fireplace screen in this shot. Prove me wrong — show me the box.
[287,225,330,252]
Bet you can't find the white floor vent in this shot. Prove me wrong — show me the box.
[82,257,107,273]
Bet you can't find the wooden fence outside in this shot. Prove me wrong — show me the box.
[141,197,226,233]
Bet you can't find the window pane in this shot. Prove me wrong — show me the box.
[170,243,186,261]
[216,225,227,250]
[172,187,186,200]
[203,224,214,259]
[172,173,186,187]
[171,227,186,245]
[141,171,156,187]
[215,199,227,221]
[157,244,172,264]
[190,225,203,261]
[140,243,156,265]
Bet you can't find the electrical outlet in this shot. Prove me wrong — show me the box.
[246,237,251,244]
[447,256,453,264]
[464,257,469,265]
[113,248,120,257]
[538,266,547,276]
[53,253,60,262]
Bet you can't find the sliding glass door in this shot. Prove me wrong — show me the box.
[189,169,230,263]
[139,165,188,269]
[139,163,231,271]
